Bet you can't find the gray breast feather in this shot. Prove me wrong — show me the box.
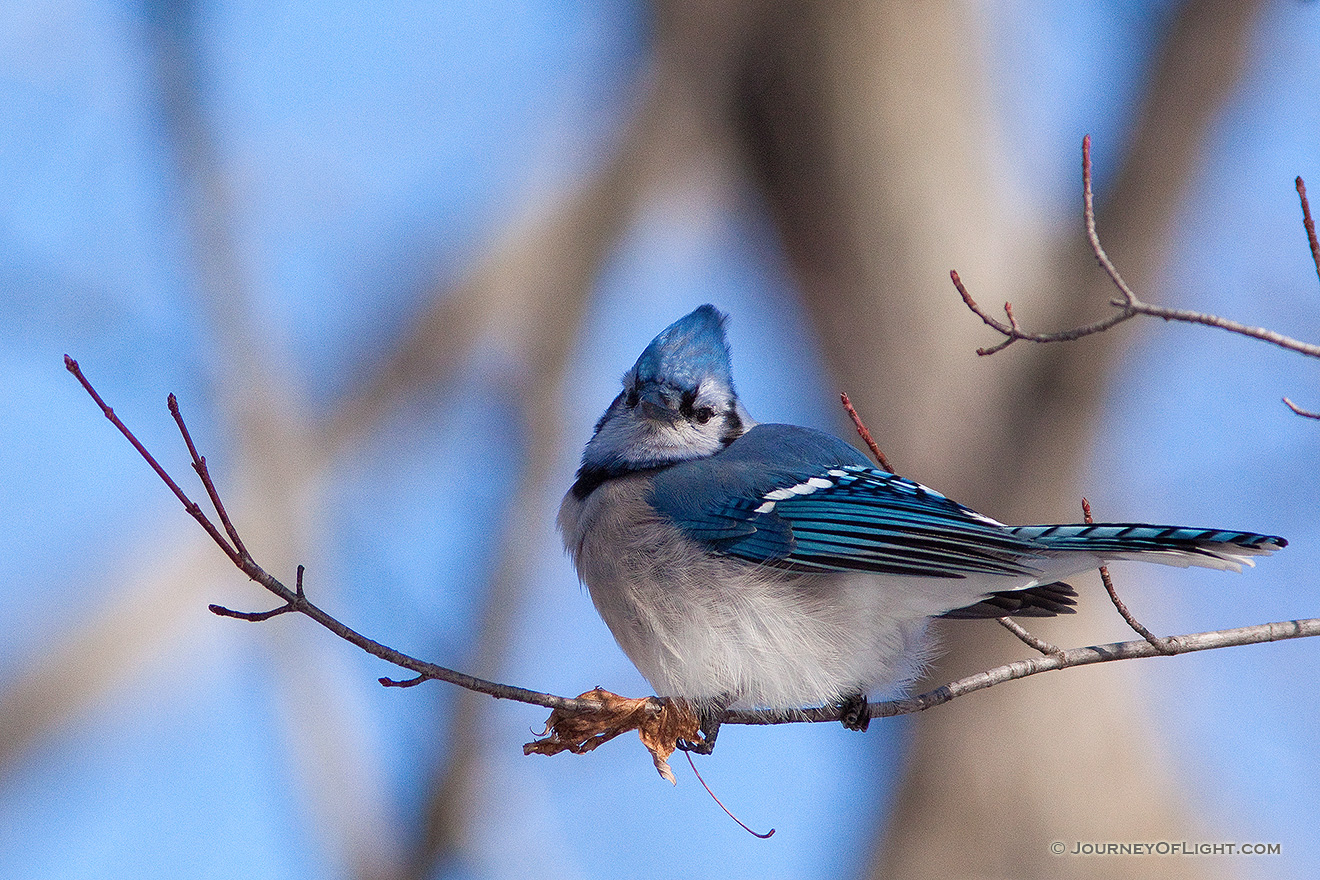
[561,473,945,709]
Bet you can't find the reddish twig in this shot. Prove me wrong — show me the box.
[685,752,775,838]
[1082,498,1175,655]
[65,356,244,567]
[209,602,297,622]
[209,564,304,621]
[1080,134,1138,308]
[168,392,249,560]
[953,137,1320,361]
[839,392,894,472]
[1280,180,1320,419]
[1298,177,1320,289]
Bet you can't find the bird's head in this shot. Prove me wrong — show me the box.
[579,305,755,477]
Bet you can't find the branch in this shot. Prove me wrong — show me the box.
[995,617,1061,656]
[64,355,603,717]
[840,391,895,472]
[1082,497,1175,655]
[67,357,1319,746]
[954,136,1320,361]
[953,269,1136,356]
[1298,176,1320,290]
[724,617,1320,726]
[1283,397,1320,420]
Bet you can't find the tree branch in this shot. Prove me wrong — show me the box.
[1298,176,1320,290]
[1082,497,1176,655]
[954,137,1320,361]
[67,355,1318,744]
[65,355,604,717]
[1282,397,1320,420]
[724,617,1320,726]
[840,391,895,472]
[995,617,1062,656]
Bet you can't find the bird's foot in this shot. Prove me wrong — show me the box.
[838,693,871,732]
[676,696,731,754]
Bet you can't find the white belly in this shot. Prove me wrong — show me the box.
[559,475,950,710]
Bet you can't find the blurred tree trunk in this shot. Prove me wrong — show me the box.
[658,0,1264,876]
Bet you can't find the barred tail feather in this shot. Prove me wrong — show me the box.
[940,581,1078,619]
[1012,524,1287,573]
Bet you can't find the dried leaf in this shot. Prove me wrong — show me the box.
[524,688,701,784]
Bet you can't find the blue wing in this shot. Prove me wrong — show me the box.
[649,424,1049,579]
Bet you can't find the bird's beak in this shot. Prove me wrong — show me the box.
[638,386,680,424]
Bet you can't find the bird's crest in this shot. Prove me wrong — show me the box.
[631,305,733,391]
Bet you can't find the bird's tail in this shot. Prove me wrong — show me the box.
[1010,524,1287,573]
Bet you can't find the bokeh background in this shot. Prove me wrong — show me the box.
[2,1,1318,878]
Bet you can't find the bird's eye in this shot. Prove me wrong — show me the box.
[625,388,639,409]
[693,407,715,424]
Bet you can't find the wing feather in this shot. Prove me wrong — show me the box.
[648,425,1048,579]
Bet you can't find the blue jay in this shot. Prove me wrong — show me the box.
[559,305,1285,752]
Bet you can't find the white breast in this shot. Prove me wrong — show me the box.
[558,474,940,710]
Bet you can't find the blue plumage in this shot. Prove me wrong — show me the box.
[631,304,734,391]
[649,422,1285,578]
[1011,523,1282,553]
[559,304,1286,749]
[650,424,1043,578]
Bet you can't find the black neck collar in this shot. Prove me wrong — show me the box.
[570,461,673,501]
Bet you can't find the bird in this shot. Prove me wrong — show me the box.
[558,304,1286,753]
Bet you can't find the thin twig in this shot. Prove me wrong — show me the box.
[210,564,306,620]
[1283,397,1320,420]
[839,392,894,472]
[1082,498,1175,654]
[65,356,242,567]
[1082,135,1137,307]
[951,269,1136,355]
[168,393,249,560]
[1298,177,1320,289]
[953,137,1320,360]
[996,617,1062,656]
[209,602,296,622]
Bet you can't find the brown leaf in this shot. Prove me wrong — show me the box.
[523,688,702,784]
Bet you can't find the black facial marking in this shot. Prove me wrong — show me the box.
[719,407,744,447]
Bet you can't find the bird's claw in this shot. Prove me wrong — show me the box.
[838,693,871,732]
